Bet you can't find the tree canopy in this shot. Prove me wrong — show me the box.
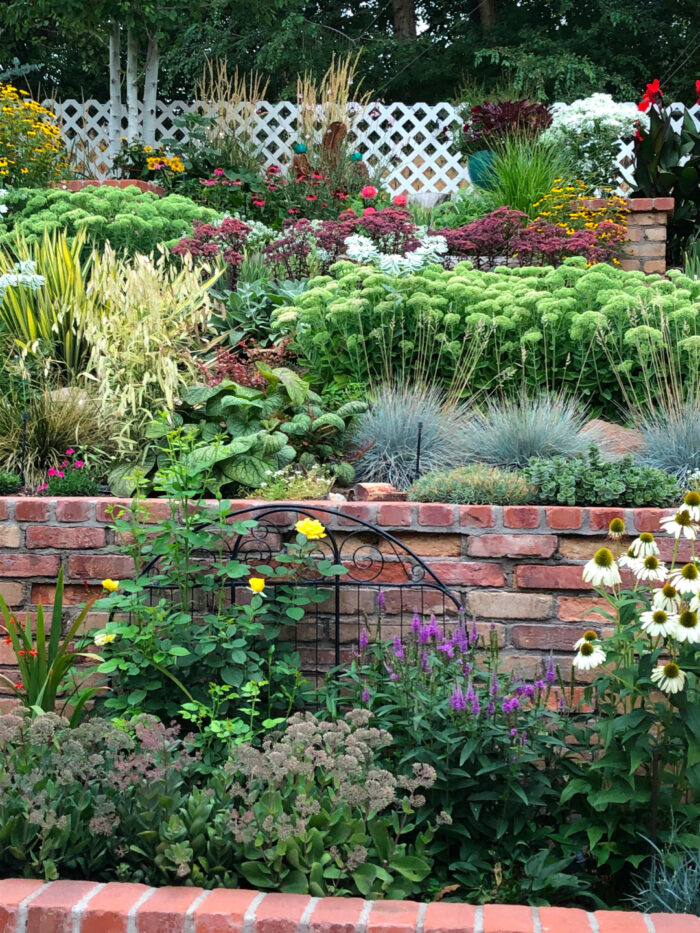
[1,0,699,104]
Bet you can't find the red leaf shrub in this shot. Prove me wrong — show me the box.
[172,217,251,287]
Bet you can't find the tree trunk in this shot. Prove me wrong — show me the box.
[107,19,122,159]
[142,32,159,147]
[392,0,417,39]
[480,0,496,29]
[126,27,140,140]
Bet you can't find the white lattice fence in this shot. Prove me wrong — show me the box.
[47,98,700,199]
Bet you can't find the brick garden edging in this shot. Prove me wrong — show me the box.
[577,196,674,274]
[1,880,698,933]
[0,498,679,702]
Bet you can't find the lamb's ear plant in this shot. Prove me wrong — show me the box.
[0,567,103,725]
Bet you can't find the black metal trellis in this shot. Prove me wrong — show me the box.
[138,504,464,675]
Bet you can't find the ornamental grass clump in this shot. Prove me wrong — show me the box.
[349,383,473,490]
[408,463,534,505]
[635,402,700,483]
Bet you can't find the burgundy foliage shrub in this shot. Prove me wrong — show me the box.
[172,217,251,287]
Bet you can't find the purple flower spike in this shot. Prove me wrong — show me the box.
[450,684,467,711]
[464,661,471,676]
[437,641,455,658]
[411,611,421,633]
[535,679,545,691]
[485,701,495,717]
[524,684,535,698]
[376,591,386,608]
[361,687,370,703]
[489,672,499,697]
[471,691,481,716]
[359,629,369,649]
[421,650,431,673]
[510,727,518,737]
[390,672,399,681]
[521,731,527,744]
[502,696,521,713]
[469,616,478,645]
[545,655,556,684]
[393,636,405,659]
[558,693,566,711]
[465,681,475,703]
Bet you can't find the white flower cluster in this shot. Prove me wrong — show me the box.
[542,93,647,188]
[0,188,8,216]
[575,492,700,694]
[343,232,448,275]
[0,260,45,305]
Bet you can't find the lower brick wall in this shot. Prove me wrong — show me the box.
[0,497,675,700]
[0,879,696,933]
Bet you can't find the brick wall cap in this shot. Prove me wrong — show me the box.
[2,881,698,933]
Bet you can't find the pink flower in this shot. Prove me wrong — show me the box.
[47,467,58,477]
[65,449,75,455]
[61,460,68,467]
[37,483,48,492]
[213,168,225,176]
[392,194,407,207]
[57,470,65,479]
[267,165,281,174]
[200,179,217,186]
[73,460,84,469]
[360,185,378,199]
[363,207,376,216]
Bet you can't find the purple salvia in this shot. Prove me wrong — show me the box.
[361,687,370,703]
[421,650,431,673]
[392,636,404,659]
[464,681,475,703]
[359,629,369,649]
[534,679,545,691]
[437,641,455,658]
[485,701,495,717]
[471,691,481,716]
[510,727,518,738]
[411,610,421,634]
[450,684,467,711]
[376,591,386,609]
[489,672,499,697]
[545,655,556,684]
[523,684,535,698]
[464,661,471,676]
[469,616,478,645]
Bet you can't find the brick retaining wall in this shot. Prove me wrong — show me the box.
[578,196,674,274]
[0,498,677,702]
[0,879,697,933]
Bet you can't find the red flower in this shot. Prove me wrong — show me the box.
[252,199,266,207]
[392,194,407,207]
[696,79,700,105]
[18,650,25,656]
[29,649,38,657]
[306,194,318,201]
[638,78,662,112]
[267,184,277,191]
[14,682,23,690]
[638,97,651,113]
[334,191,348,199]
[635,128,644,141]
[288,208,300,214]
[4,636,10,645]
[360,185,378,199]
[311,172,324,180]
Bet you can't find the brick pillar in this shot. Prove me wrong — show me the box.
[619,197,674,274]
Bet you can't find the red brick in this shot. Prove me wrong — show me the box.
[515,565,590,590]
[68,554,135,579]
[632,508,667,533]
[468,533,557,558]
[355,482,407,501]
[458,505,494,528]
[651,915,700,933]
[377,503,416,526]
[588,508,627,532]
[483,905,534,933]
[96,498,172,523]
[308,898,365,933]
[0,501,9,520]
[82,882,152,933]
[193,890,260,933]
[0,525,20,548]
[417,503,456,527]
[423,902,477,933]
[27,880,100,933]
[545,507,583,530]
[0,878,46,933]
[0,581,24,605]
[335,503,376,526]
[594,911,649,933]
[367,900,420,933]
[26,526,105,549]
[15,498,50,521]
[652,197,674,211]
[382,587,461,616]
[31,583,103,605]
[136,886,204,933]
[629,198,653,211]
[503,506,541,529]
[468,591,553,619]
[512,623,582,650]
[255,893,311,933]
[428,560,505,586]
[380,532,461,557]
[644,260,665,274]
[0,553,59,577]
[55,499,94,522]
[557,596,611,622]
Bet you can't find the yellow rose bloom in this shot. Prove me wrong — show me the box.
[249,577,266,593]
[101,578,120,592]
[295,518,326,540]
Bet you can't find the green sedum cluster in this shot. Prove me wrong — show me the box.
[0,186,220,255]
[272,259,700,413]
[408,464,534,504]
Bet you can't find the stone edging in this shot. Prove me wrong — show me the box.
[0,880,697,933]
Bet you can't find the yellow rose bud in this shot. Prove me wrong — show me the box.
[101,579,119,592]
[249,577,266,593]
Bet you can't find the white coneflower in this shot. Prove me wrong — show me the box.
[634,554,667,583]
[582,548,621,588]
[630,532,659,559]
[653,582,681,613]
[660,509,698,540]
[573,642,606,671]
[640,608,678,638]
[682,491,700,523]
[690,594,700,614]
[608,517,626,540]
[619,548,642,571]
[650,661,686,694]
[573,630,599,650]
[671,609,700,644]
[669,562,700,596]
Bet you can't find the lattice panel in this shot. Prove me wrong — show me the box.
[46,99,700,201]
